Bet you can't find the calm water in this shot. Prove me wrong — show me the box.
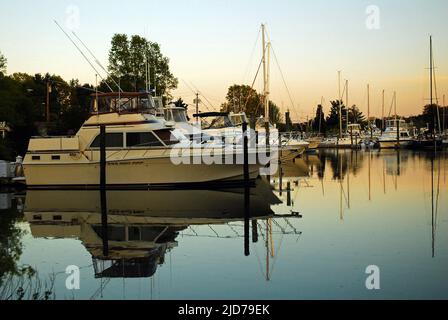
[1,149,447,300]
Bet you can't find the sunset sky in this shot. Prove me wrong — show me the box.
[1,0,447,121]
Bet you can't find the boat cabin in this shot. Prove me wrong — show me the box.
[385,119,408,130]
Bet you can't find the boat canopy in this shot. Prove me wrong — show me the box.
[193,112,230,118]
[90,92,161,115]
[193,112,235,130]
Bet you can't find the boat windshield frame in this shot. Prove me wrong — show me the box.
[91,92,160,115]
[193,112,235,130]
[164,106,188,123]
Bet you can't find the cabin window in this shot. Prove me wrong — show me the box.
[53,215,62,221]
[126,132,164,147]
[90,133,124,148]
[128,227,141,241]
[33,215,42,220]
[153,129,179,145]
[92,225,126,241]
[32,156,40,160]
[52,155,61,160]
[172,109,187,123]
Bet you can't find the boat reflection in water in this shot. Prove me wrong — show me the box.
[24,180,301,280]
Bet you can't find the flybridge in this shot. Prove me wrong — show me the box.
[90,92,164,116]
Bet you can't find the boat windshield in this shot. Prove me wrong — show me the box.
[165,108,188,123]
[201,116,234,130]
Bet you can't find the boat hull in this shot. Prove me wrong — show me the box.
[378,140,412,149]
[23,156,263,188]
[410,139,443,150]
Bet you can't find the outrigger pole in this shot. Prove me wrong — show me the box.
[71,31,123,92]
[53,20,114,92]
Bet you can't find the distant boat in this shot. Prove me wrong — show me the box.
[378,119,413,149]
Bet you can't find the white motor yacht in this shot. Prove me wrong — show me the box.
[22,92,273,188]
[378,119,413,149]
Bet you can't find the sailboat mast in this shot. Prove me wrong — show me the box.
[262,24,270,124]
[346,79,349,132]
[443,94,446,133]
[382,89,385,131]
[368,84,373,139]
[338,71,342,138]
[266,42,271,123]
[394,91,397,122]
[430,35,434,136]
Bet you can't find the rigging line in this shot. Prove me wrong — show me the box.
[53,20,114,92]
[71,31,123,92]
[252,240,267,280]
[269,230,286,279]
[246,56,264,115]
[189,81,215,110]
[270,45,303,130]
[432,52,442,133]
[387,93,394,118]
[181,79,211,112]
[242,26,262,83]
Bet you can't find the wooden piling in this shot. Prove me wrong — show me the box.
[99,125,108,256]
[287,181,291,206]
[243,121,250,256]
[252,220,258,243]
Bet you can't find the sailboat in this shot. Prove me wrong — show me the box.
[411,36,443,149]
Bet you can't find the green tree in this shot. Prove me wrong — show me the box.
[312,104,326,134]
[56,80,93,135]
[348,105,367,125]
[0,51,6,74]
[220,84,282,125]
[221,84,261,116]
[173,98,188,109]
[107,34,178,99]
[326,100,346,133]
[268,101,282,125]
